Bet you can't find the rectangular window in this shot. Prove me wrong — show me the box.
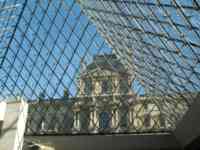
[119,79,129,94]
[102,79,112,94]
[0,102,6,134]
[80,111,90,130]
[120,108,128,128]
[84,79,92,95]
[160,114,165,127]
[144,114,150,128]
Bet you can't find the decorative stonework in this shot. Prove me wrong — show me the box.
[26,54,188,135]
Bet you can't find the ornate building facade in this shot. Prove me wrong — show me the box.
[72,54,168,133]
[26,54,188,135]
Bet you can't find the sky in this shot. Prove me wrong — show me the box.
[0,0,113,100]
[0,0,200,101]
[79,0,200,96]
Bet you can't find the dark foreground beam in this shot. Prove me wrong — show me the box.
[174,95,200,149]
[26,133,181,150]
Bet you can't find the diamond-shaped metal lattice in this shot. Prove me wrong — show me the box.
[0,0,199,137]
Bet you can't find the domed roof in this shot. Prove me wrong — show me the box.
[84,54,129,75]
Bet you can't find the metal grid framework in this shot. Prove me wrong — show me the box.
[0,1,23,67]
[0,0,200,136]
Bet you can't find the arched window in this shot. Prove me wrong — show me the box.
[99,111,110,130]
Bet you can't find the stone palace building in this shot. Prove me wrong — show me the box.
[26,54,188,135]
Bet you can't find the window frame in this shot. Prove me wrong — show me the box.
[84,78,93,96]
[101,78,112,94]
[119,78,129,94]
[99,111,110,130]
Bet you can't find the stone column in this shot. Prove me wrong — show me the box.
[73,110,80,131]
[111,109,119,130]
[89,107,99,133]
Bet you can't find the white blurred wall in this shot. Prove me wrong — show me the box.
[0,99,28,150]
